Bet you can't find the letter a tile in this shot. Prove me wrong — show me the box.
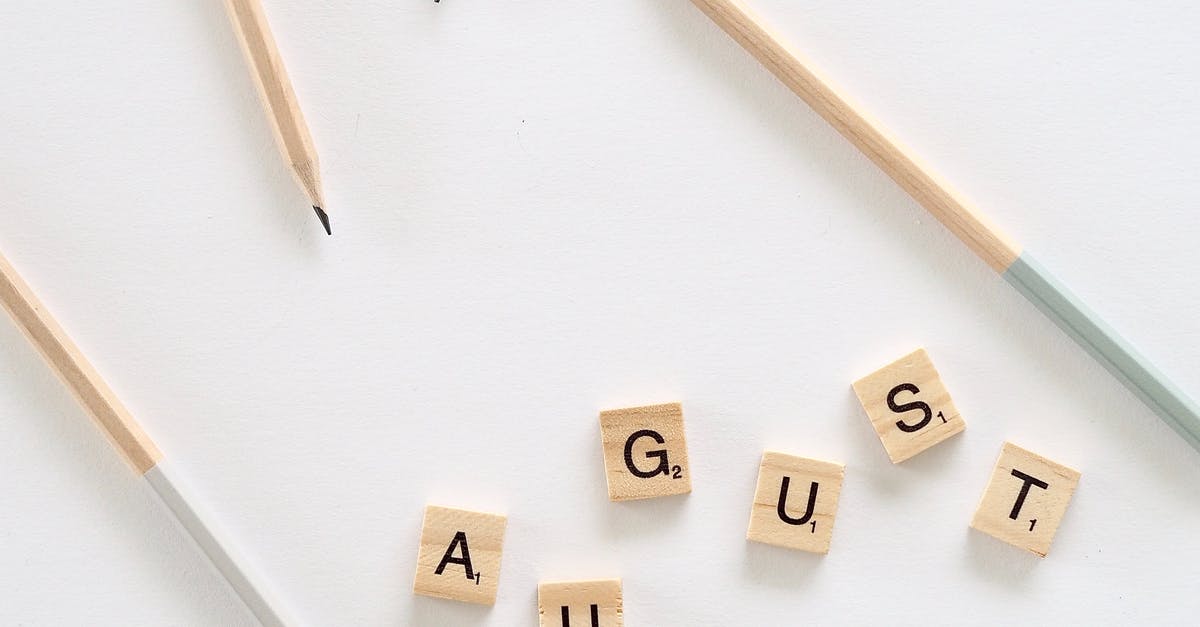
[852,348,965,463]
[747,451,845,553]
[599,402,692,501]
[413,505,508,605]
[970,442,1080,557]
[538,579,623,627]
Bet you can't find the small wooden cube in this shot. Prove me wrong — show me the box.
[413,505,508,605]
[852,348,965,463]
[971,442,1080,557]
[599,402,692,501]
[746,451,845,553]
[538,579,623,627]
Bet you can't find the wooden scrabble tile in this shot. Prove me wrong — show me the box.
[970,442,1080,557]
[538,579,623,627]
[746,451,845,553]
[599,402,692,501]
[852,348,965,463]
[413,505,508,605]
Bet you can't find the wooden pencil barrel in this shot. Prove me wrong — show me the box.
[224,0,324,210]
[689,0,1021,273]
[0,251,161,474]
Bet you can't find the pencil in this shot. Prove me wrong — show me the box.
[224,0,329,235]
[689,0,1200,453]
[0,250,295,627]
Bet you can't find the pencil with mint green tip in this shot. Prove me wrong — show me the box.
[690,0,1200,453]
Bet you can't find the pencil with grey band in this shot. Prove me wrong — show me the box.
[688,0,1200,453]
[0,250,295,627]
[224,0,329,235]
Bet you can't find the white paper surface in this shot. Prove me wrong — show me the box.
[2,1,1199,625]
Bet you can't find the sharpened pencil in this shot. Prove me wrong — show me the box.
[225,0,329,235]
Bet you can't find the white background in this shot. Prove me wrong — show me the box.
[2,1,1199,625]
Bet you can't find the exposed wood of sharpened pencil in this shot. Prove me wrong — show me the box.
[0,251,161,473]
[224,0,329,234]
[688,0,1019,273]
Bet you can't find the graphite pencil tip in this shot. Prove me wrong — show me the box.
[313,206,331,235]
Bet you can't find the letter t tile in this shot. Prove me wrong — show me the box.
[970,442,1080,557]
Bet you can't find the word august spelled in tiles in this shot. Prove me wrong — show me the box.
[409,347,1082,619]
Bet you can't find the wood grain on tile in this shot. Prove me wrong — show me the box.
[852,348,964,463]
[599,403,692,501]
[413,505,508,605]
[747,452,844,553]
[538,579,623,627]
[971,442,1080,557]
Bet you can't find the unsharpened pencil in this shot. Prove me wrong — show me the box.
[689,0,1200,453]
[224,0,329,235]
[0,250,294,626]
